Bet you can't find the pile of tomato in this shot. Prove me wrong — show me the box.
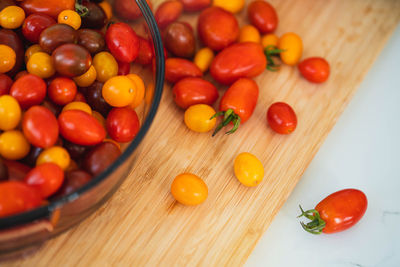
[0,0,157,218]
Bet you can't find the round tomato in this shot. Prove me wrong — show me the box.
[58,10,81,30]
[26,52,55,79]
[48,77,77,105]
[171,173,208,205]
[127,74,145,109]
[298,57,330,83]
[10,74,46,109]
[105,22,139,63]
[102,76,136,107]
[62,101,92,115]
[36,146,71,170]
[24,162,64,198]
[238,25,261,43]
[0,44,16,74]
[247,0,278,34]
[0,73,12,95]
[22,13,56,43]
[184,104,216,133]
[25,44,44,64]
[85,81,111,116]
[0,130,30,160]
[0,95,21,131]
[82,142,121,176]
[267,102,297,134]
[106,107,140,142]
[93,51,118,83]
[56,169,92,196]
[0,6,25,29]
[73,65,97,87]
[52,44,92,77]
[172,77,218,109]
[234,152,264,187]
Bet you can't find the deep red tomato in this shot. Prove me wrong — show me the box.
[22,14,56,43]
[181,0,210,12]
[136,36,153,65]
[0,29,24,77]
[172,77,218,109]
[0,0,16,12]
[24,163,64,198]
[298,57,330,83]
[114,0,152,21]
[117,61,131,75]
[155,0,183,29]
[58,110,106,145]
[39,24,78,54]
[56,170,92,196]
[0,159,7,181]
[106,22,139,63]
[197,7,239,51]
[22,106,59,148]
[0,74,12,96]
[73,92,87,103]
[80,0,107,29]
[165,58,202,83]
[52,44,92,77]
[77,29,105,55]
[10,74,47,109]
[210,42,267,85]
[48,77,77,105]
[163,22,195,58]
[267,102,297,134]
[247,0,278,34]
[106,107,140,143]
[298,189,368,234]
[19,0,75,19]
[213,78,259,136]
[0,181,43,217]
[3,160,31,181]
[83,142,121,176]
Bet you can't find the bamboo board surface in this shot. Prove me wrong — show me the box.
[8,0,400,266]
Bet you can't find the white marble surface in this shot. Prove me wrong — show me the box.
[246,26,400,267]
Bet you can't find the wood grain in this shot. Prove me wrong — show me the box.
[8,0,400,266]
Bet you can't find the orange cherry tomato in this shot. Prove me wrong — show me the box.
[24,44,43,64]
[239,25,261,43]
[24,162,64,198]
[58,10,81,30]
[184,104,216,133]
[193,47,214,73]
[27,51,55,79]
[0,44,16,73]
[0,130,30,160]
[62,101,92,115]
[171,173,208,205]
[93,51,118,83]
[267,102,297,134]
[278,32,303,66]
[36,146,70,170]
[127,74,145,108]
[0,95,21,131]
[98,1,112,20]
[298,57,330,83]
[102,75,136,107]
[261,33,279,49]
[0,6,25,29]
[73,65,97,87]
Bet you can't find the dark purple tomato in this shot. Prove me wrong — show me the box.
[164,22,195,58]
[0,0,15,11]
[81,1,107,29]
[22,14,56,43]
[52,44,92,77]
[84,81,111,116]
[77,29,105,55]
[21,146,43,167]
[3,160,31,182]
[82,142,121,176]
[63,139,88,162]
[0,159,8,181]
[39,24,78,53]
[56,169,92,197]
[0,29,24,77]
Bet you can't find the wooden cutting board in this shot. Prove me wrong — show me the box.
[9,0,400,266]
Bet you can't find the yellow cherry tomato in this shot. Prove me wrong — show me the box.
[36,146,71,170]
[62,101,92,115]
[0,44,16,73]
[102,75,136,107]
[25,44,43,64]
[278,32,303,66]
[93,52,118,83]
[0,95,21,131]
[194,47,214,73]
[213,0,244,13]
[0,6,25,29]
[261,33,279,49]
[234,152,264,187]
[184,104,217,133]
[239,25,261,43]
[73,65,97,87]
[171,173,208,205]
[0,130,30,160]
[58,10,81,30]
[98,1,112,20]
[27,52,55,78]
[127,74,145,108]
[92,110,106,129]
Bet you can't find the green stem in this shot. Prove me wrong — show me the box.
[75,1,89,17]
[297,205,326,235]
[211,109,241,137]
[264,45,285,72]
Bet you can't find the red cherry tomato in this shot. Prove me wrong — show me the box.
[22,106,59,148]
[117,61,130,75]
[58,110,106,145]
[181,0,210,12]
[247,0,278,34]
[56,170,92,196]
[106,107,140,143]
[0,181,42,217]
[136,36,153,65]
[165,58,202,83]
[10,74,46,109]
[114,0,152,21]
[83,142,121,176]
[22,14,56,43]
[298,189,368,234]
[3,159,31,181]
[0,73,12,96]
[155,0,183,29]
[48,77,77,105]
[298,57,330,83]
[24,163,64,198]
[105,22,139,63]
[172,77,218,109]
[19,0,75,19]
[266,102,297,134]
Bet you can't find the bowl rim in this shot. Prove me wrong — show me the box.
[0,0,165,229]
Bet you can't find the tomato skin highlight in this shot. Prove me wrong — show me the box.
[19,0,75,19]
[267,102,297,134]
[106,22,139,63]
[171,173,208,205]
[155,0,183,29]
[24,162,64,198]
[298,57,330,83]
[247,0,278,34]
[172,77,218,109]
[181,0,210,12]
[106,107,140,143]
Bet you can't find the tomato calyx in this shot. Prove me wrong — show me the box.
[264,45,285,72]
[210,108,241,137]
[297,205,326,235]
[75,0,89,17]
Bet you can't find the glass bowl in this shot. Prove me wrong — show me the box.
[0,0,164,260]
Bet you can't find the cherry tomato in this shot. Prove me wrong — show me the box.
[114,0,152,21]
[278,32,303,66]
[58,10,81,30]
[172,77,218,109]
[155,0,183,29]
[77,29,105,55]
[135,36,153,65]
[0,130,30,160]
[0,29,23,77]
[181,0,210,12]
[73,92,86,103]
[58,109,106,146]
[0,6,25,29]
[213,78,259,135]
[194,47,214,73]
[14,70,28,80]
[0,181,42,217]
[19,0,75,19]
[48,77,77,105]
[213,0,244,14]
[184,104,216,133]
[117,61,130,76]
[39,24,78,54]
[56,169,92,196]
[171,173,208,205]
[36,146,70,170]
[80,0,107,29]
[127,74,145,109]
[261,33,278,48]
[63,139,87,161]
[21,146,43,167]
[0,0,16,12]
[52,44,92,77]
[0,73,12,95]
[24,162,64,198]
[93,51,118,83]
[197,7,239,51]
[234,152,264,187]
[106,107,140,142]
[62,101,92,115]
[73,65,97,87]
[298,189,368,234]
[102,75,136,107]
[106,22,139,63]
[248,0,278,34]
[10,74,46,109]
[267,102,297,134]
[165,58,202,83]
[164,22,195,59]
[0,95,21,130]
[24,44,44,64]
[26,52,55,79]
[82,142,121,176]
[85,81,111,116]
[0,44,16,73]
[3,160,31,181]
[298,57,330,83]
[210,42,266,85]
[0,159,7,181]
[92,110,106,129]
[98,1,112,20]
[239,25,261,43]
[22,13,56,43]
[22,106,59,148]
